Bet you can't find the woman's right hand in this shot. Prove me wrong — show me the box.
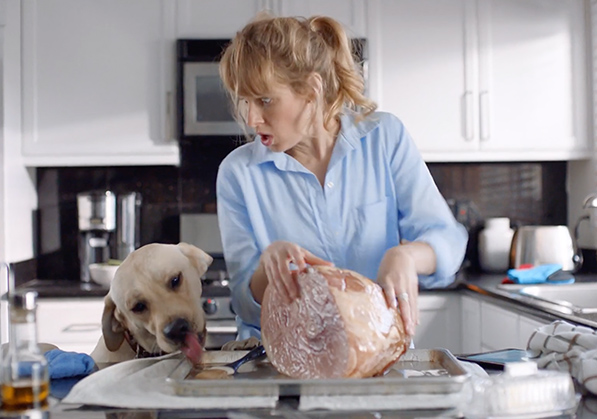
[260,241,333,304]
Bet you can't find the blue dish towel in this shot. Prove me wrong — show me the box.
[507,264,563,284]
[45,349,96,379]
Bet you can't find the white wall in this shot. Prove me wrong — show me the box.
[568,1,597,250]
[1,0,37,265]
[1,0,38,346]
[0,0,7,345]
[0,1,5,263]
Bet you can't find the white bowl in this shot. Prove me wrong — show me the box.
[89,263,119,287]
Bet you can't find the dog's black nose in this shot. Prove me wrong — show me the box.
[163,318,191,343]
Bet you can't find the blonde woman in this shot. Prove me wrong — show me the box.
[216,14,468,341]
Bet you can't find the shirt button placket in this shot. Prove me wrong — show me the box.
[324,178,343,266]
[311,178,331,260]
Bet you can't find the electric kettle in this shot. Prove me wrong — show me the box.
[572,192,597,268]
[509,225,582,272]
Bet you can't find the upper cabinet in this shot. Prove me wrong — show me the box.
[21,0,179,166]
[277,0,367,38]
[175,0,367,39]
[371,0,590,162]
[176,0,265,38]
[18,0,590,165]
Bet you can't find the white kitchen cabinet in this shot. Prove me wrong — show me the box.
[415,293,462,354]
[278,0,367,38]
[466,298,551,352]
[37,298,104,355]
[480,300,520,351]
[176,0,265,38]
[518,313,549,348]
[461,294,482,354]
[21,0,179,166]
[175,0,367,39]
[371,0,589,162]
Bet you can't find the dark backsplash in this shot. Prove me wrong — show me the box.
[35,138,567,280]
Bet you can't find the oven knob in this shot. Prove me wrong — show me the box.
[202,298,218,315]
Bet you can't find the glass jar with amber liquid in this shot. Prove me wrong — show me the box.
[1,290,49,411]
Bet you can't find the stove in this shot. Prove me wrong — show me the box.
[180,213,238,348]
[201,270,233,320]
[201,268,237,349]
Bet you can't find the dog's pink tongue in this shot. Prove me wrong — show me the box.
[182,333,203,365]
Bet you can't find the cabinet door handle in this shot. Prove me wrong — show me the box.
[479,91,490,141]
[62,323,101,333]
[463,91,474,141]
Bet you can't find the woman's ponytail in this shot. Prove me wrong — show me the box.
[308,16,376,126]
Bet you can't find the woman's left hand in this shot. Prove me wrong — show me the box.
[377,246,419,337]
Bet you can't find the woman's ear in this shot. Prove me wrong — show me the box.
[306,72,323,101]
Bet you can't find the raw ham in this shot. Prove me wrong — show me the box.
[261,265,409,379]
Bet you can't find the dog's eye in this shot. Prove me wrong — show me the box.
[169,274,182,290]
[131,302,147,313]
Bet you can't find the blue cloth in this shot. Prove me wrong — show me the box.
[45,349,95,379]
[217,111,468,339]
[507,264,563,284]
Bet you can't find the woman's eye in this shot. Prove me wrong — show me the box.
[169,274,182,290]
[132,302,146,313]
[261,97,272,105]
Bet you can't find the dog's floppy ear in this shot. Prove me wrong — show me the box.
[101,293,126,352]
[177,242,213,273]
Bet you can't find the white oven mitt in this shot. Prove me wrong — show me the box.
[527,320,597,395]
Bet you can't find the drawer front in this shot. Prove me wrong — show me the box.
[37,299,104,354]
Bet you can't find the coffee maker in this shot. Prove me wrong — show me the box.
[115,192,142,261]
[77,190,117,283]
[77,190,142,282]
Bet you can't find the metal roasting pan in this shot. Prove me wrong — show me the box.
[165,348,470,401]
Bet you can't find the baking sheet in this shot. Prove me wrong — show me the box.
[165,348,469,402]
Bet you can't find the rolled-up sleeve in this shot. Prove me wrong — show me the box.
[383,114,468,288]
[216,158,262,329]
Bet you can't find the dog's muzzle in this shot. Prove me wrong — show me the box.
[163,318,206,345]
[163,318,192,343]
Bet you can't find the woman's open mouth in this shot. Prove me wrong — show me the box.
[259,133,273,147]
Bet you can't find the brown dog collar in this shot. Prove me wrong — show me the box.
[124,329,167,359]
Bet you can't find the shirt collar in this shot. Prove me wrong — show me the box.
[248,111,380,168]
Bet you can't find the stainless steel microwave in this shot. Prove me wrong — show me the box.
[177,39,243,139]
[182,61,243,137]
[177,38,368,140]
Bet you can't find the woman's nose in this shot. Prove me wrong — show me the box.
[246,103,264,128]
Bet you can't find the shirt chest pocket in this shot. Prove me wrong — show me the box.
[353,198,389,236]
[346,197,395,277]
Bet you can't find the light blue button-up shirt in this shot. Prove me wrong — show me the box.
[216,111,468,339]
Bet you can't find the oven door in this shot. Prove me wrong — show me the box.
[205,319,238,350]
[182,62,244,136]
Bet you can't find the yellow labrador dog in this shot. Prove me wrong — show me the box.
[90,242,212,364]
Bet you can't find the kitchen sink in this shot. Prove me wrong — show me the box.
[498,282,597,314]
